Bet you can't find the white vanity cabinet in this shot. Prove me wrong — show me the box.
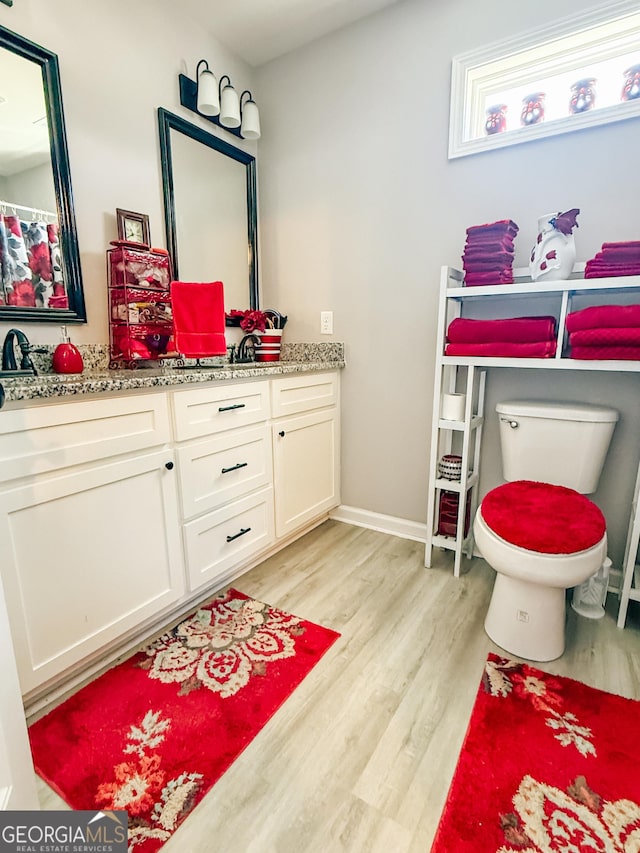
[271,373,340,538]
[0,369,341,698]
[172,381,275,592]
[0,394,185,695]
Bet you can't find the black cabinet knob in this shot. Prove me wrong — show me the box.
[278,430,285,437]
[165,461,174,470]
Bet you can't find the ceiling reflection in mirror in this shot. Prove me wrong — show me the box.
[158,109,258,312]
[0,25,86,322]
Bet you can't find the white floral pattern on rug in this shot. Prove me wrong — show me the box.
[139,595,305,698]
[484,658,596,758]
[497,774,640,852]
[96,709,204,851]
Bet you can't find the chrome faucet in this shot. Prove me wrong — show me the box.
[1,328,46,376]
[235,334,260,363]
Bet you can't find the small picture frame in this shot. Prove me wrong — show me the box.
[116,208,151,247]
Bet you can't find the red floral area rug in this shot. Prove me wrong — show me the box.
[29,588,340,852]
[431,653,640,852]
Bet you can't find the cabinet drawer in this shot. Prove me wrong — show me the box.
[176,424,272,519]
[172,381,270,441]
[183,487,275,591]
[271,372,338,418]
[0,394,171,483]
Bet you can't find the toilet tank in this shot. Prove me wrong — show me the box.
[496,400,618,494]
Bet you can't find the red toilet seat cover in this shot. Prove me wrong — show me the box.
[481,480,606,554]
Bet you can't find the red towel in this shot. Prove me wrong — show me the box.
[447,316,556,344]
[464,271,514,286]
[585,265,640,278]
[566,304,640,332]
[170,280,227,358]
[464,237,515,250]
[602,241,640,250]
[570,327,640,346]
[570,345,640,360]
[466,219,519,236]
[462,257,514,270]
[463,250,515,263]
[445,341,556,358]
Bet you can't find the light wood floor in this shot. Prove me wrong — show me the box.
[37,520,640,852]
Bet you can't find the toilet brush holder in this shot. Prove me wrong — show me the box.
[571,556,611,619]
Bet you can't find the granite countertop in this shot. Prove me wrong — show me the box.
[0,342,345,404]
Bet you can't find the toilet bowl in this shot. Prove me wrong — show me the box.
[474,487,607,661]
[475,400,618,661]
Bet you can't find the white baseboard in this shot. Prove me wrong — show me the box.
[329,504,428,542]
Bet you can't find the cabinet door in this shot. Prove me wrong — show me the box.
[273,408,340,538]
[0,450,185,695]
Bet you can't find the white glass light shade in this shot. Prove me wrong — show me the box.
[197,68,219,116]
[241,99,261,139]
[220,84,241,128]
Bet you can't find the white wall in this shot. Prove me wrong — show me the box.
[0,0,257,344]
[256,0,640,564]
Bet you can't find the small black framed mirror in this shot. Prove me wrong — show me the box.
[158,108,258,311]
[0,24,86,322]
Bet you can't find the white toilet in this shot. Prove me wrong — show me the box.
[474,400,618,662]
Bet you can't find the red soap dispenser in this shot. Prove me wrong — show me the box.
[52,326,84,374]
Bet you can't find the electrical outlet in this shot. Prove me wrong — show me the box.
[320,311,333,335]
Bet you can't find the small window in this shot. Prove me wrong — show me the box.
[449,0,640,158]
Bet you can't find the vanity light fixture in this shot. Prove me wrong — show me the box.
[179,62,261,140]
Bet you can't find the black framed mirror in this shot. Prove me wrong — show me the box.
[0,25,86,322]
[158,108,258,311]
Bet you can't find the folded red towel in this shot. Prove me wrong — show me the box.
[445,340,556,358]
[463,249,515,262]
[464,236,515,249]
[466,220,519,236]
[447,316,556,344]
[585,264,640,278]
[592,248,640,259]
[570,345,640,360]
[170,280,227,358]
[566,304,640,332]
[463,257,515,270]
[602,241,640,250]
[570,327,640,346]
[464,272,514,286]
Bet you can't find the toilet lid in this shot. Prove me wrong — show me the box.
[481,480,606,554]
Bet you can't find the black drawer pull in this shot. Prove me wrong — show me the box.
[278,430,285,437]
[164,461,174,470]
[218,403,246,412]
[226,527,251,543]
[221,462,248,474]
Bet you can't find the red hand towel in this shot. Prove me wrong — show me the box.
[170,280,227,358]
[445,340,556,358]
[462,257,515,270]
[585,264,640,277]
[566,304,640,332]
[570,327,640,346]
[464,272,514,286]
[570,345,640,360]
[602,241,640,250]
[466,219,519,236]
[463,249,515,261]
[464,236,515,250]
[447,316,556,344]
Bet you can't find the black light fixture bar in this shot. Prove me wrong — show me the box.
[179,73,242,139]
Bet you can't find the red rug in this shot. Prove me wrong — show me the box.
[29,589,340,852]
[431,653,640,852]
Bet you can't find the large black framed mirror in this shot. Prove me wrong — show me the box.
[158,108,258,311]
[0,25,86,322]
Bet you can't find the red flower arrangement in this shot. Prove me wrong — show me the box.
[225,309,267,332]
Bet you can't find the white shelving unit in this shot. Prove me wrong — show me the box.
[425,266,640,615]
